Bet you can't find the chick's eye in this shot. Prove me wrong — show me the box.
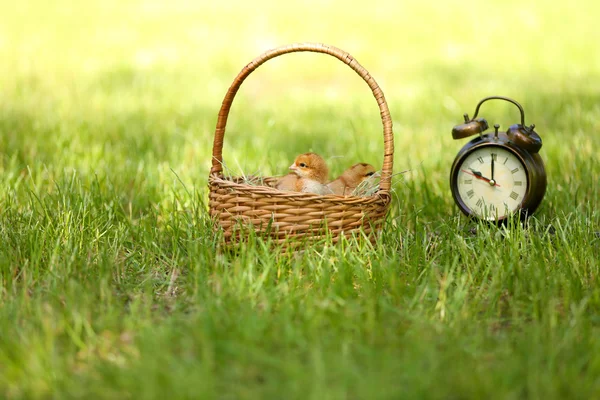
[366,172,375,177]
[299,163,307,168]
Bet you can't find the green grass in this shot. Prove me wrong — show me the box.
[1,0,600,398]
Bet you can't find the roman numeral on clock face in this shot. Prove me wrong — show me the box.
[477,157,484,164]
[514,181,522,186]
[464,179,472,184]
[491,153,497,161]
[510,191,519,200]
[511,167,519,174]
[476,198,483,207]
[467,189,474,198]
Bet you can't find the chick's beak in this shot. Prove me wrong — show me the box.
[289,163,297,171]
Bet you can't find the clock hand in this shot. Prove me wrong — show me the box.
[462,169,501,187]
[468,167,485,178]
[468,167,498,187]
[491,156,495,182]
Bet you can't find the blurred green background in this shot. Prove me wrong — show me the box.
[2,0,599,189]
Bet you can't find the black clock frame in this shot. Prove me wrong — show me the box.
[450,132,547,222]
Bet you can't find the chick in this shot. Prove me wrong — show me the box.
[274,173,299,192]
[327,163,376,196]
[275,152,330,194]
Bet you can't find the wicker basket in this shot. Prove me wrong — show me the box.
[209,43,394,247]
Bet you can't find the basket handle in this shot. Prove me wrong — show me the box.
[210,42,394,192]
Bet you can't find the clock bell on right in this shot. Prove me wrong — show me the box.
[449,96,547,222]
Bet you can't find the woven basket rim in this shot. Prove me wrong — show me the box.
[209,173,392,204]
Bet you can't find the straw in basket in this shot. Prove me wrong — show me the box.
[209,43,394,247]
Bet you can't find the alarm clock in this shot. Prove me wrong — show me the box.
[449,96,547,222]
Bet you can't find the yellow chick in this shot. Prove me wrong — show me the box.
[327,163,376,196]
[276,152,330,194]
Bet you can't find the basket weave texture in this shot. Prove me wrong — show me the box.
[209,43,394,246]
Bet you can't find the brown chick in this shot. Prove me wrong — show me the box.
[274,173,299,192]
[275,152,330,194]
[327,163,376,196]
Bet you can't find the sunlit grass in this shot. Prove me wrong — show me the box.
[1,0,600,398]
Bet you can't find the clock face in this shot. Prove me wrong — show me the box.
[453,146,529,220]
